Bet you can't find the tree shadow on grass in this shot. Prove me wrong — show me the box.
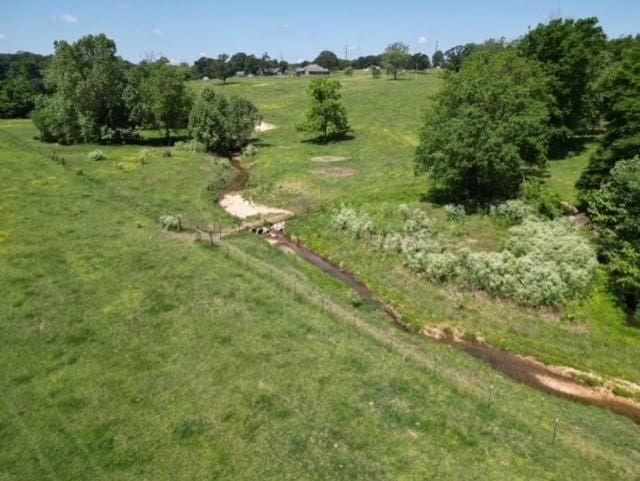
[548,134,595,160]
[301,133,356,145]
[128,135,191,147]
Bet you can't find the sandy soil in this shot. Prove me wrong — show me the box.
[311,156,350,163]
[312,167,357,177]
[220,193,293,219]
[255,121,277,132]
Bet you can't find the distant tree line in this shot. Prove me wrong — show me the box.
[29,34,258,157]
[0,52,50,118]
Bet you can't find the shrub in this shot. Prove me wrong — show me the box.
[344,66,354,76]
[522,178,561,219]
[160,214,182,231]
[137,149,151,164]
[444,204,466,222]
[331,206,374,239]
[490,199,534,225]
[174,139,207,153]
[88,149,106,161]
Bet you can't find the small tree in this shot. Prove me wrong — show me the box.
[296,79,350,142]
[415,50,552,203]
[188,87,261,156]
[589,157,640,324]
[213,54,231,83]
[382,42,410,80]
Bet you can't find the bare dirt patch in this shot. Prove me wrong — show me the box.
[310,156,350,163]
[312,167,357,178]
[220,193,293,220]
[255,121,277,133]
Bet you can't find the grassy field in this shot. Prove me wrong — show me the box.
[2,74,640,479]
[190,74,640,384]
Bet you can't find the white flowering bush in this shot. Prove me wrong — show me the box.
[444,204,466,222]
[459,219,598,305]
[160,214,182,231]
[331,206,375,238]
[330,204,598,307]
[88,149,106,161]
[490,199,534,225]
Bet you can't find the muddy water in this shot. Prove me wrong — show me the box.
[224,156,640,424]
[270,237,640,424]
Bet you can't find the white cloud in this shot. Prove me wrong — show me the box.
[418,36,428,45]
[56,13,79,24]
[198,51,207,58]
[152,29,164,36]
[0,33,6,40]
[169,57,179,65]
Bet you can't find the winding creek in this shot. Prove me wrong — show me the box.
[218,155,640,425]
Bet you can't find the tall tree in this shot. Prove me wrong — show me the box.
[214,54,231,83]
[382,42,411,79]
[411,53,431,70]
[432,50,445,68]
[142,58,192,142]
[518,17,607,145]
[589,157,640,324]
[33,34,134,143]
[577,37,640,200]
[313,50,340,70]
[415,50,552,202]
[297,79,350,142]
[189,87,261,156]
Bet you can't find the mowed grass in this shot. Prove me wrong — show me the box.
[2,119,640,479]
[190,75,640,384]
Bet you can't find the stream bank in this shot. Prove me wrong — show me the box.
[218,153,640,425]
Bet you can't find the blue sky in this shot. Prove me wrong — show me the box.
[1,0,639,63]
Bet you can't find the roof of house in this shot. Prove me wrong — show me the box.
[296,63,330,73]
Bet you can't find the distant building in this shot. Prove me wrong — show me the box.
[202,76,210,81]
[235,71,245,77]
[295,64,330,76]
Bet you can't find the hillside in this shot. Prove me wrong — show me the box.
[2,72,640,478]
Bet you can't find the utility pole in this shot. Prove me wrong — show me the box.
[344,44,349,60]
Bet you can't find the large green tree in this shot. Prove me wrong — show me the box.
[142,58,192,142]
[313,50,340,70]
[432,50,445,68]
[296,79,350,142]
[382,42,411,79]
[518,17,607,144]
[33,34,134,143]
[577,37,640,199]
[415,49,552,202]
[589,157,640,324]
[188,87,261,156]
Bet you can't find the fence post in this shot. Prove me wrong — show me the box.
[208,229,213,247]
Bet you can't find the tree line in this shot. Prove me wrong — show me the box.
[414,18,640,322]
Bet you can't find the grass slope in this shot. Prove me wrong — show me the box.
[2,118,640,479]
[191,74,639,384]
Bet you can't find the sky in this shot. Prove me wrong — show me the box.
[1,0,639,64]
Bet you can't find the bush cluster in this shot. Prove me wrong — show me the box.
[331,206,374,239]
[88,149,106,161]
[489,199,534,225]
[332,205,598,307]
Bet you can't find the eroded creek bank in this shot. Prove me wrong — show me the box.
[219,155,640,425]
